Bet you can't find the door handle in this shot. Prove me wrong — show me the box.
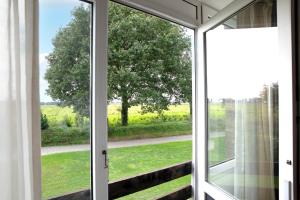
[102,150,109,169]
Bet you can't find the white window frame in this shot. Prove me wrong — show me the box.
[195,1,255,199]
[196,0,296,199]
[90,0,109,199]
[277,0,296,199]
[89,0,297,199]
[38,0,298,199]
[35,0,110,199]
[93,1,200,199]
[35,0,200,199]
[91,0,201,199]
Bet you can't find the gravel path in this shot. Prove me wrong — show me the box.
[42,135,192,155]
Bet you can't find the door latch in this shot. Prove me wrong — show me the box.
[102,150,109,169]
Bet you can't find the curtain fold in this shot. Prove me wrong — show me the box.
[233,1,278,199]
[234,86,278,200]
[237,0,276,28]
[0,0,40,199]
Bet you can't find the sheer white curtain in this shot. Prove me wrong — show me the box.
[233,2,278,199]
[234,89,278,200]
[0,0,40,200]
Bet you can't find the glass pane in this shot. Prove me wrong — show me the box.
[108,2,193,199]
[206,0,279,200]
[39,0,92,199]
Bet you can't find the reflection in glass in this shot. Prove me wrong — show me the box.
[206,1,279,200]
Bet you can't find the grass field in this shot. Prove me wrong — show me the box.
[41,104,191,127]
[42,141,192,199]
[40,103,227,198]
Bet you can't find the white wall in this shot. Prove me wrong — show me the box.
[201,0,234,10]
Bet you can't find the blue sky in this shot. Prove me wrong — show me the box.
[39,0,82,102]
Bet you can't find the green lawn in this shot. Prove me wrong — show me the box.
[42,141,192,199]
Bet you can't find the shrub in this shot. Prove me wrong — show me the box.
[64,115,73,127]
[108,121,192,139]
[41,127,89,146]
[41,113,49,130]
[75,114,84,127]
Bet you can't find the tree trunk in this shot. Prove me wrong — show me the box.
[189,101,192,116]
[121,96,129,126]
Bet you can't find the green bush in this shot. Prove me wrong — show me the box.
[41,121,192,146]
[108,121,192,139]
[41,113,49,130]
[42,127,90,146]
[75,114,84,127]
[64,115,74,127]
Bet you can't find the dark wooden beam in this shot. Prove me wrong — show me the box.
[155,185,192,200]
[48,161,192,200]
[49,190,90,200]
[109,161,192,199]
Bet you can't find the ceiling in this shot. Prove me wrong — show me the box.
[200,0,234,10]
[115,0,235,28]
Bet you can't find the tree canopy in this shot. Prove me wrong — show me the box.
[45,3,192,126]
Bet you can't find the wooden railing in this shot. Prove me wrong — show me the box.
[49,161,192,200]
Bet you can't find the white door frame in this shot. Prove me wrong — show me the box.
[195,1,255,199]
[36,0,203,199]
[90,0,200,199]
[35,0,296,199]
[277,0,296,199]
[91,0,109,199]
[90,0,201,199]
[195,0,296,199]
[82,0,298,199]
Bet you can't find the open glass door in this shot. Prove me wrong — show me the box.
[196,0,295,199]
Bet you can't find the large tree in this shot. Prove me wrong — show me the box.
[45,6,91,116]
[45,3,192,126]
